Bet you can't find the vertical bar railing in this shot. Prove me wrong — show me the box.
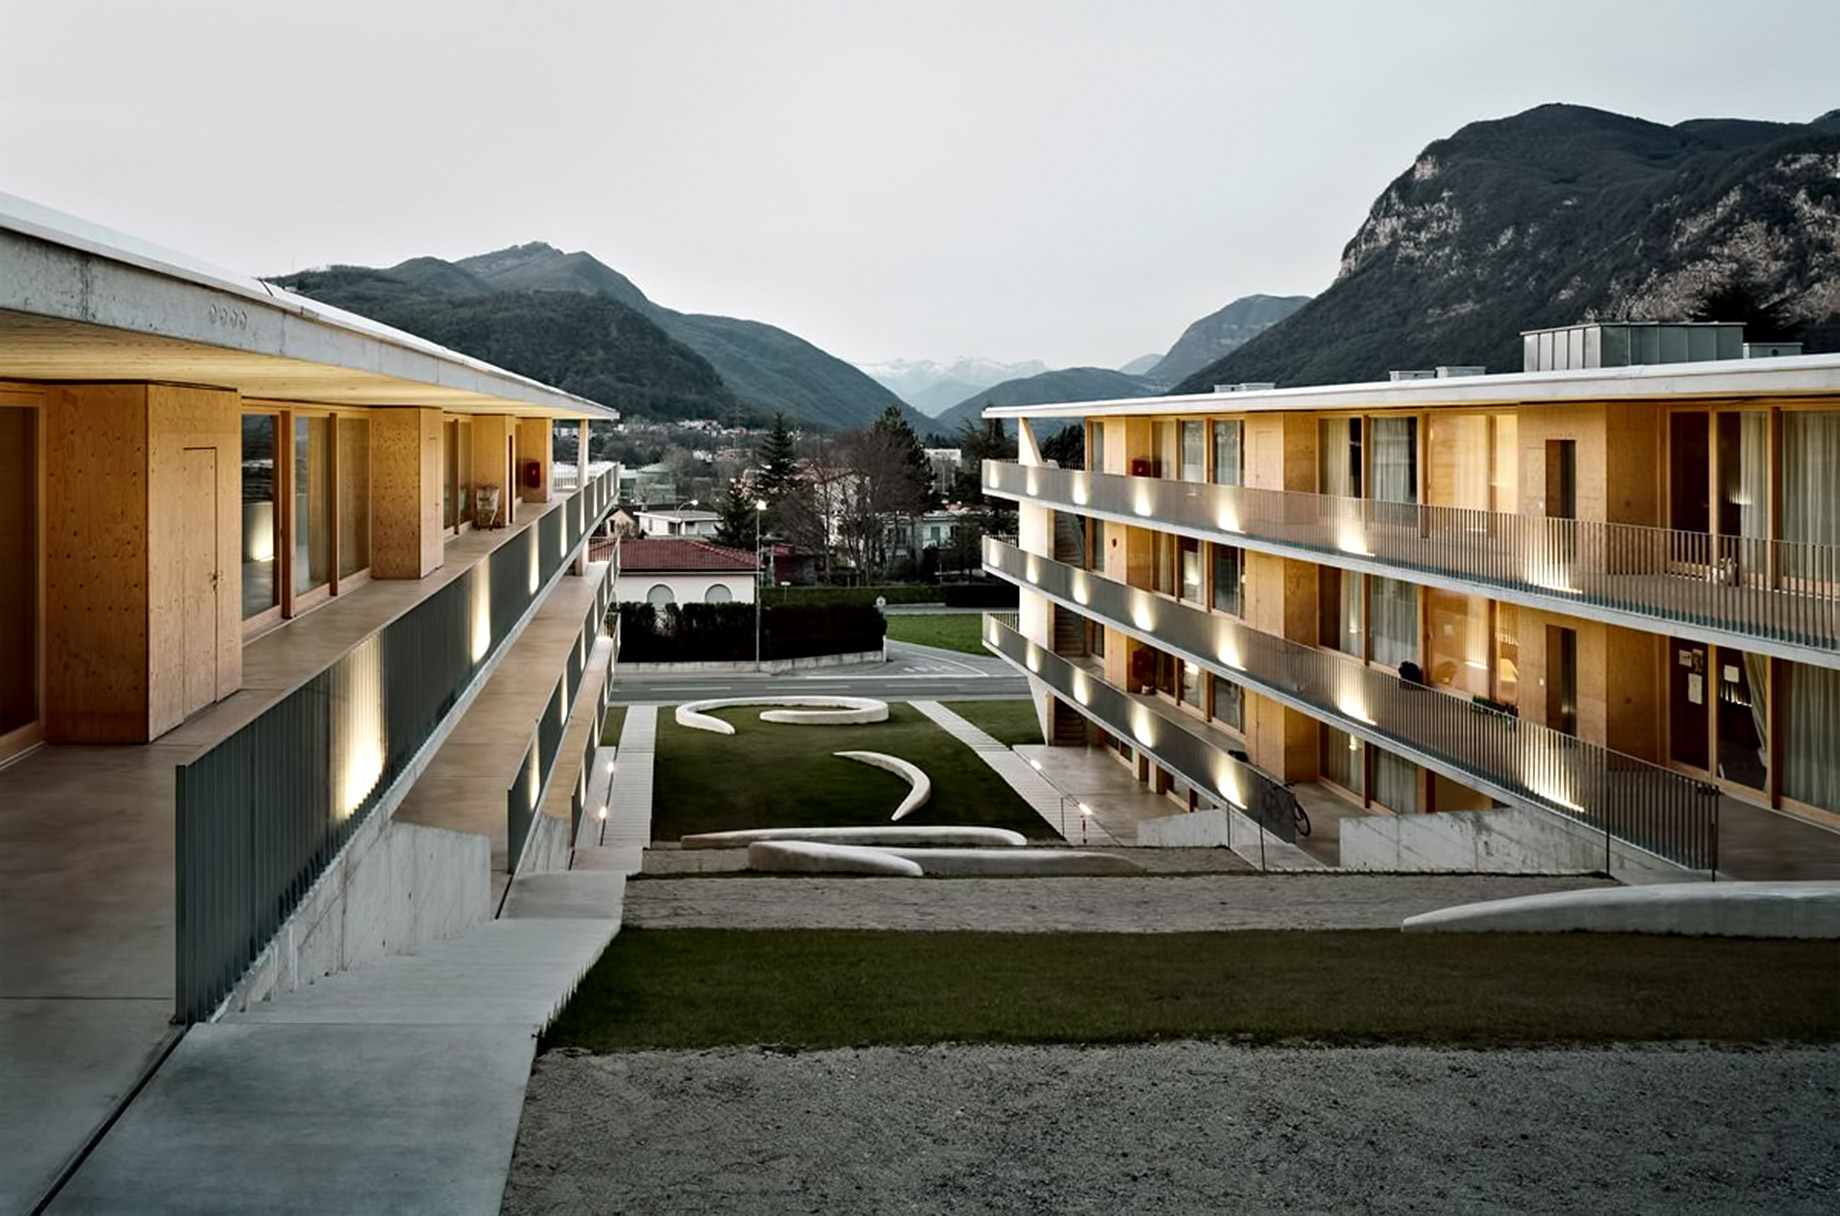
[175,470,618,1022]
[984,461,1840,660]
[985,540,1719,870]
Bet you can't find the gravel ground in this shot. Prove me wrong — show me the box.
[504,1042,1840,1215]
[622,873,1616,932]
[641,847,1256,876]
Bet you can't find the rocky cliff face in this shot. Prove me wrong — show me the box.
[1180,105,1840,391]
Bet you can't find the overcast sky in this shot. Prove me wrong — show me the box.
[5,1,1838,369]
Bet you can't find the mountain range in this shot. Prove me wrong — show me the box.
[1148,294,1311,384]
[273,243,924,432]
[1179,104,1840,392]
[858,356,1050,417]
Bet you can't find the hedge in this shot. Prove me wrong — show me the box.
[758,581,1017,609]
[615,601,886,664]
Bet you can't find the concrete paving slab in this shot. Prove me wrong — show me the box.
[502,872,626,920]
[48,1022,535,1216]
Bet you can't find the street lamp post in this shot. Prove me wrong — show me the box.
[754,499,767,673]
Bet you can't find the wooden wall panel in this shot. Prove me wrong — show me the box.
[515,417,552,503]
[470,414,514,525]
[1604,623,1665,762]
[1516,403,1607,521]
[144,385,241,737]
[370,407,442,579]
[43,384,150,742]
[1603,401,1664,527]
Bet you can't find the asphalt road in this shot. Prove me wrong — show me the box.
[606,640,1028,704]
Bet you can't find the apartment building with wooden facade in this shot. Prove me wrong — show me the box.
[980,326,1840,876]
[0,195,622,1212]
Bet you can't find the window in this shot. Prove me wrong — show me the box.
[1320,418,1362,498]
[1371,576,1418,669]
[241,414,278,620]
[1179,537,1201,602]
[1373,748,1419,813]
[645,584,676,606]
[1211,675,1244,732]
[0,404,38,742]
[443,421,458,530]
[1088,518,1105,571]
[1370,416,1418,504]
[293,415,334,597]
[1180,421,1206,483]
[1089,421,1106,473]
[1212,544,1242,615]
[1785,661,1840,813]
[1180,658,1201,706]
[1211,420,1243,486]
[337,417,370,580]
[1321,725,1365,796]
[1321,568,1364,657]
[1152,532,1175,596]
[704,583,733,604]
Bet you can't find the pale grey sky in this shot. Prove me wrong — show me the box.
[4,1,1837,368]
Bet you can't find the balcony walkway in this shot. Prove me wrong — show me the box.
[0,498,577,1216]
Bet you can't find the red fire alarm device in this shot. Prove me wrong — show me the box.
[1130,457,1151,477]
[522,460,542,488]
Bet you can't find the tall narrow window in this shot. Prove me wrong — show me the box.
[294,416,334,597]
[443,420,459,531]
[1180,421,1206,483]
[1373,748,1419,813]
[1371,576,1418,669]
[1321,568,1364,657]
[1211,675,1244,732]
[0,405,38,741]
[1089,421,1106,473]
[1781,413,1838,580]
[338,417,371,579]
[1370,416,1418,504]
[1211,420,1243,486]
[1179,537,1201,602]
[1320,418,1362,498]
[1152,532,1175,596]
[1212,543,1242,615]
[1321,724,1365,796]
[241,414,279,620]
[1784,661,1840,813]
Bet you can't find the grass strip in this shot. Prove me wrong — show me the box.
[941,698,1044,746]
[545,928,1840,1051]
[884,613,988,655]
[650,703,1056,841]
[599,704,629,747]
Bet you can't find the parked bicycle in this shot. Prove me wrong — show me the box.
[1259,781,1311,839]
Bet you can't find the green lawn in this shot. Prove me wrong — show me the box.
[942,699,1043,746]
[599,704,628,747]
[650,703,1056,840]
[883,612,987,655]
[544,929,1840,1052]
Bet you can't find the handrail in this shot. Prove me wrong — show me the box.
[984,538,1718,871]
[983,460,1840,667]
[174,470,618,1022]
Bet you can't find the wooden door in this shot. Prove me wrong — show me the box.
[181,447,218,718]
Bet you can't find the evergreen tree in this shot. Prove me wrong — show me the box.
[753,412,801,538]
[712,475,762,550]
[870,403,939,512]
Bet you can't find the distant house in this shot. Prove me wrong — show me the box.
[615,538,759,606]
[636,508,720,539]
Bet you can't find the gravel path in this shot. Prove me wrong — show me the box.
[642,846,1256,876]
[623,873,1616,932]
[504,1043,1840,1215]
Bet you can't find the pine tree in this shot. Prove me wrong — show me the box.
[753,413,802,540]
[712,475,761,550]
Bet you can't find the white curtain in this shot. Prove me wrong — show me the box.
[1371,577,1419,669]
[1374,748,1419,813]
[1181,422,1206,483]
[1785,661,1840,813]
[1212,421,1242,486]
[1371,417,1418,504]
[1783,412,1840,547]
[1319,420,1354,498]
[1738,412,1768,541]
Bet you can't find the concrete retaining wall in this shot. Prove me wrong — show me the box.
[1340,806,1685,879]
[1137,807,1319,870]
[229,821,491,1013]
[618,650,883,674]
[519,812,574,877]
[1403,882,1840,938]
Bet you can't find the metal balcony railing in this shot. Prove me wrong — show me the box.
[174,469,618,1022]
[507,560,614,873]
[984,539,1718,872]
[983,460,1840,665]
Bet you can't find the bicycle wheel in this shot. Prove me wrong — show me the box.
[1291,798,1311,838]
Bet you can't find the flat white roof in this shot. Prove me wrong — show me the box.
[983,352,1840,420]
[0,192,616,418]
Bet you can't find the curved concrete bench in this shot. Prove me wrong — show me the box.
[675,696,889,735]
[682,825,1027,850]
[834,751,930,821]
[747,841,923,877]
[874,848,1145,876]
[1402,881,1840,939]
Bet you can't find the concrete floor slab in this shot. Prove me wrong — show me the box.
[48,1022,536,1216]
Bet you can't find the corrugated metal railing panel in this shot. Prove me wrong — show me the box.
[984,540,1717,870]
[984,461,1840,665]
[175,472,617,1022]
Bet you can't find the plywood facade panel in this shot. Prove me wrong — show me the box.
[470,414,514,527]
[370,407,442,579]
[43,384,150,741]
[515,417,552,504]
[144,384,241,737]
[1517,403,1607,521]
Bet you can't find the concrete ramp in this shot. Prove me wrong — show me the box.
[1403,881,1840,938]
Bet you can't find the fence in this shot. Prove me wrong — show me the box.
[984,540,1718,870]
[174,470,616,1022]
[506,561,613,872]
[984,461,1840,662]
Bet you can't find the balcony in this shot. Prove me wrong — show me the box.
[984,539,1718,871]
[983,461,1840,667]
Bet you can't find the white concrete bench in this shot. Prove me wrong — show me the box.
[675,696,889,735]
[682,825,1027,850]
[834,751,930,820]
[872,848,1144,876]
[746,841,924,877]
[1402,881,1840,938]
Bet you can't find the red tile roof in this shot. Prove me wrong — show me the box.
[615,538,759,572]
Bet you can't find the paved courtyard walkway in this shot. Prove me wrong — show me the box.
[623,873,1614,933]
